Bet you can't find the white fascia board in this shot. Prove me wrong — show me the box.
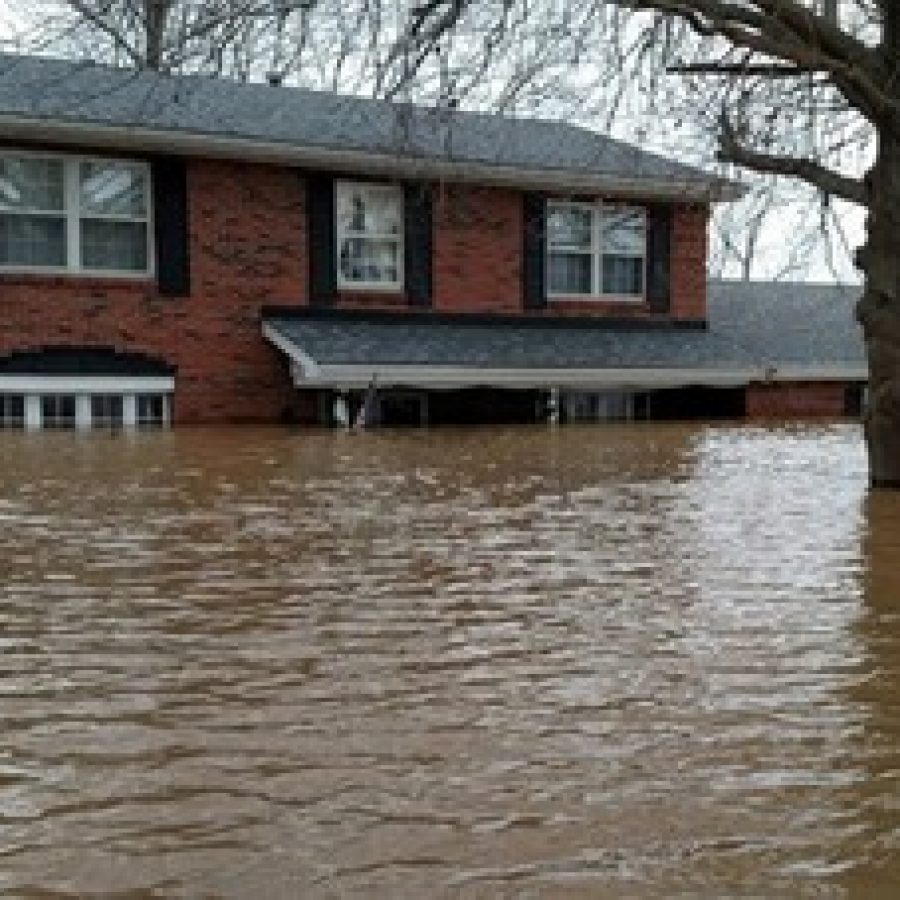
[763,365,868,382]
[294,364,762,391]
[0,374,175,393]
[0,115,741,202]
[293,364,868,391]
[262,321,321,377]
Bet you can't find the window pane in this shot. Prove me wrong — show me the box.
[80,162,147,217]
[548,251,592,294]
[42,395,76,429]
[91,394,124,428]
[0,157,64,211]
[547,206,592,249]
[0,394,25,429]
[339,237,400,284]
[603,207,645,256]
[137,394,165,427]
[80,219,148,271]
[602,255,644,295]
[0,214,66,267]
[337,185,401,235]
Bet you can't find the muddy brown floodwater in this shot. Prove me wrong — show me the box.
[0,423,898,898]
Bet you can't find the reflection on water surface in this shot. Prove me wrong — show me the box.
[1,423,898,896]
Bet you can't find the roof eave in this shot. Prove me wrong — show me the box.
[0,113,738,202]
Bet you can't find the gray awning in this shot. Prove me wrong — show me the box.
[263,283,867,391]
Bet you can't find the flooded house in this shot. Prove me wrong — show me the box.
[0,53,866,430]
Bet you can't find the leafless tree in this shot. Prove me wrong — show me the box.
[400,0,896,486]
[13,1,861,283]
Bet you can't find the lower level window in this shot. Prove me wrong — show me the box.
[0,393,25,428]
[41,394,76,429]
[91,394,124,428]
[136,394,165,427]
[0,390,171,430]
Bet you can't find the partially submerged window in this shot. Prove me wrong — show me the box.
[0,394,25,429]
[41,394,76,429]
[0,152,152,275]
[136,394,165,428]
[90,394,125,429]
[547,202,646,300]
[336,181,403,290]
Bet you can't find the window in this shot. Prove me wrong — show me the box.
[336,181,403,290]
[136,394,166,427]
[90,394,124,429]
[41,395,76,429]
[0,152,151,275]
[547,202,646,299]
[0,394,24,429]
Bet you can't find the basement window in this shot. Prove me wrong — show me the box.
[91,394,125,429]
[0,386,172,431]
[41,394,77,429]
[0,394,25,429]
[136,394,166,427]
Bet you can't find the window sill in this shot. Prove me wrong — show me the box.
[548,294,646,304]
[0,269,156,289]
[336,282,405,294]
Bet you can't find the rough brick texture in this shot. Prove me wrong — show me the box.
[0,155,711,423]
[669,205,709,320]
[746,381,848,418]
[0,159,305,424]
[432,185,523,314]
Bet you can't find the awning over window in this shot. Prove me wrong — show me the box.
[263,283,866,392]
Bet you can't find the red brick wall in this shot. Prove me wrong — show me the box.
[0,158,306,424]
[333,186,710,320]
[0,155,711,424]
[432,185,523,314]
[670,205,708,320]
[746,381,848,418]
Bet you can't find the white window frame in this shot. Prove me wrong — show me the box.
[0,378,173,431]
[0,148,154,278]
[335,180,404,292]
[546,201,647,302]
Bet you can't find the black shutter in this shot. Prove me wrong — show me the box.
[152,157,190,297]
[307,174,336,307]
[646,204,672,315]
[404,183,433,307]
[523,193,547,309]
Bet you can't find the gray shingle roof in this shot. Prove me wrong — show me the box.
[0,53,733,198]
[264,281,865,376]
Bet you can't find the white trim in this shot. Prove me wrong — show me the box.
[123,393,138,427]
[75,393,92,429]
[297,365,762,391]
[0,115,744,203]
[0,149,154,278]
[24,394,40,430]
[262,321,321,377]
[0,375,174,393]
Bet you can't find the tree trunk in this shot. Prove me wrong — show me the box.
[857,7,900,488]
[857,132,900,487]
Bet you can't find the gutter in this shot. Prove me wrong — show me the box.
[0,114,745,203]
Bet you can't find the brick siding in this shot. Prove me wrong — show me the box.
[0,154,711,423]
[745,381,849,418]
